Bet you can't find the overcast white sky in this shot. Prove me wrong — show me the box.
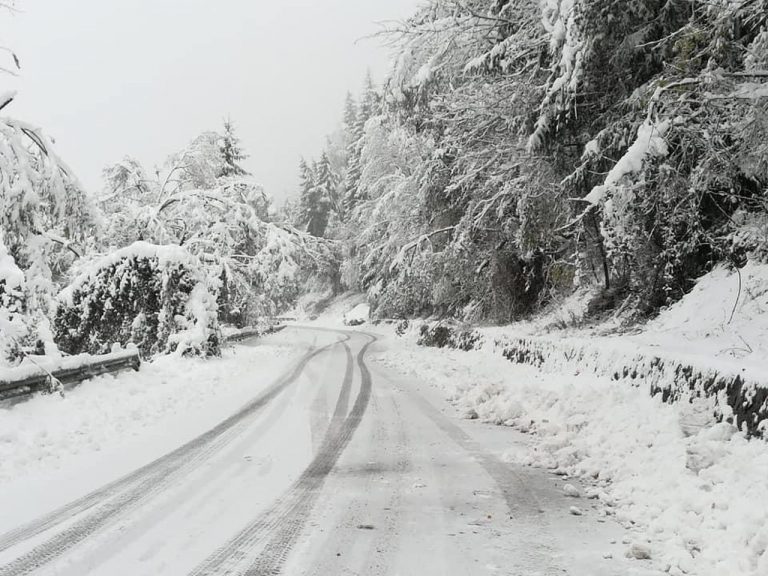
[1,0,421,203]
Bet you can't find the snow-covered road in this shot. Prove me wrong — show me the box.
[0,327,655,575]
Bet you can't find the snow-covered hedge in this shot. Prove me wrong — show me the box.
[54,242,220,358]
[416,322,484,352]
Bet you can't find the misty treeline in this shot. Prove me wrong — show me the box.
[297,0,768,322]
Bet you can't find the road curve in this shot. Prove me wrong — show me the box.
[0,327,646,576]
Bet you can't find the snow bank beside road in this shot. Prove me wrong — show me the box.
[471,262,768,437]
[375,334,768,576]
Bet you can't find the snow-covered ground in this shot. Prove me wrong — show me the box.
[0,330,304,532]
[634,262,768,367]
[293,290,368,323]
[372,326,768,576]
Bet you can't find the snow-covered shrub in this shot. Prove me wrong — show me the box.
[395,319,410,336]
[418,324,454,349]
[417,322,483,351]
[54,243,220,358]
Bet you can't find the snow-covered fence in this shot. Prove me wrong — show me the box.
[0,350,141,403]
[496,336,768,439]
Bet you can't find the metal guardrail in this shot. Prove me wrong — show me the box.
[0,350,141,403]
[223,324,287,344]
[1,321,289,404]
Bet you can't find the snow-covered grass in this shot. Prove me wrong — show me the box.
[633,261,768,366]
[374,331,768,576]
[0,334,299,491]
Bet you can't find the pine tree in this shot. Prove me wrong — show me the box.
[344,76,381,215]
[219,118,248,178]
[342,92,357,132]
[358,71,381,124]
[298,157,314,202]
[299,155,336,238]
[316,152,339,214]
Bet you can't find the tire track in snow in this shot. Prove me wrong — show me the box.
[49,343,351,576]
[355,396,410,576]
[300,390,411,576]
[402,385,562,575]
[0,340,340,576]
[189,333,375,576]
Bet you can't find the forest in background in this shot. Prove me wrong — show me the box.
[2,0,768,366]
[297,0,768,324]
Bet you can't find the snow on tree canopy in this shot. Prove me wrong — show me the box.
[1,110,97,361]
[0,234,32,366]
[55,242,220,359]
[584,119,671,207]
[98,121,340,328]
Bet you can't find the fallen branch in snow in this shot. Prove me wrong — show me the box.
[728,266,742,325]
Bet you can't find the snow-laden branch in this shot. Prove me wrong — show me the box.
[0,90,15,112]
[583,119,671,207]
[389,226,456,273]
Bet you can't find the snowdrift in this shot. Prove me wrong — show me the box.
[415,261,768,437]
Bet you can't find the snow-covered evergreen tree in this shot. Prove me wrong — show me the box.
[54,243,220,358]
[219,118,248,178]
[299,155,334,238]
